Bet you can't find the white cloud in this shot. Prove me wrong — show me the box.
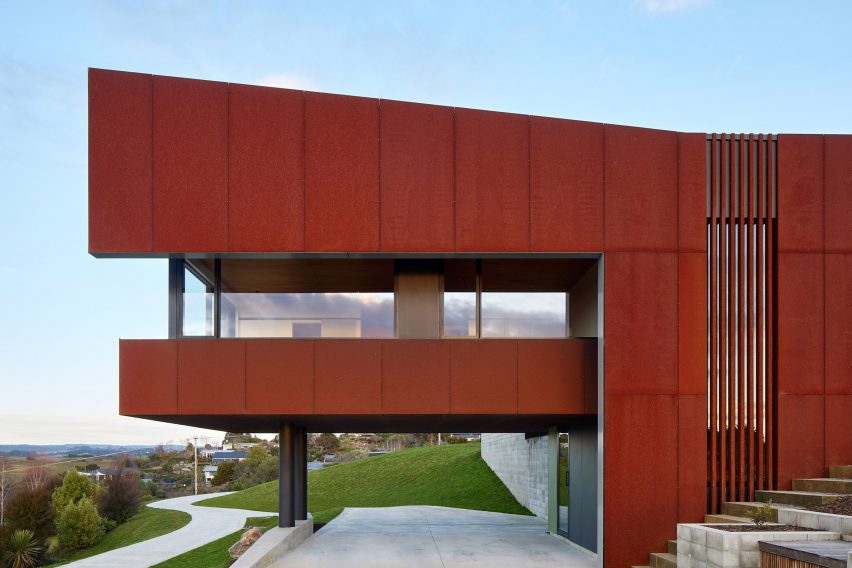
[257,72,315,90]
[637,0,708,13]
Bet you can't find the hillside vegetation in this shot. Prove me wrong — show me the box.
[197,442,529,524]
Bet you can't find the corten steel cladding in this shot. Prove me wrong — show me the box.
[706,134,776,511]
[90,69,852,567]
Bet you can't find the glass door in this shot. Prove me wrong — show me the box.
[557,432,569,537]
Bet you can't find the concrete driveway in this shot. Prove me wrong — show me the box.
[64,493,270,567]
[271,506,596,568]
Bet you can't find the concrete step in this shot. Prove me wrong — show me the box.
[755,489,843,507]
[705,513,751,523]
[722,501,780,522]
[667,539,677,555]
[828,465,852,479]
[650,551,677,568]
[793,478,852,494]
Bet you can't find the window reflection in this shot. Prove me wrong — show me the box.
[480,292,566,338]
[443,292,476,337]
[220,292,394,338]
[557,432,569,537]
[183,265,214,336]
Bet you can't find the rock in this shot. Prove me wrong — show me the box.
[228,526,264,559]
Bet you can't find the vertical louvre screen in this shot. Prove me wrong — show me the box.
[707,134,776,513]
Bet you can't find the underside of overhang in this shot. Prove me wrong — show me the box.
[127,413,597,434]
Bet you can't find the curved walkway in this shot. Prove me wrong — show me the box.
[64,493,271,567]
[271,506,596,568]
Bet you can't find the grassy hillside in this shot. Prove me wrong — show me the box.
[197,442,529,523]
[152,516,277,568]
[51,505,190,565]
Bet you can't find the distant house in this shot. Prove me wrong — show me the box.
[211,451,247,465]
[200,448,221,459]
[203,465,218,484]
[80,469,106,482]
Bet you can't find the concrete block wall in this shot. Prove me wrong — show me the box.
[481,433,549,519]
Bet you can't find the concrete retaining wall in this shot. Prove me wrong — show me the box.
[231,516,313,568]
[481,433,548,519]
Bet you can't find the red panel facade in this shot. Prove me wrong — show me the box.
[825,135,852,252]
[119,339,176,415]
[604,252,678,394]
[305,92,379,252]
[449,341,518,413]
[679,252,707,395]
[604,394,679,568]
[454,108,529,252]
[825,395,852,466]
[153,76,229,252]
[177,340,245,415]
[379,100,454,252]
[88,69,153,253]
[825,254,852,394]
[517,340,586,414]
[313,340,383,414]
[678,394,707,522]
[245,340,314,414]
[777,394,825,489]
[229,84,305,252]
[529,116,603,252]
[382,341,450,414]
[777,253,825,395]
[678,133,707,252]
[777,134,824,253]
[603,125,678,252]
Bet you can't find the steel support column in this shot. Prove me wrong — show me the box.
[293,426,307,520]
[279,423,295,527]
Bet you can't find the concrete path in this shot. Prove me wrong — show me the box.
[64,492,271,567]
[271,506,596,568]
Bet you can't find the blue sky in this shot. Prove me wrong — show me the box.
[1,0,850,444]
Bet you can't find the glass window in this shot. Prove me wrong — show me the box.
[183,265,214,336]
[443,292,476,337]
[480,292,566,338]
[220,292,394,338]
[557,432,569,537]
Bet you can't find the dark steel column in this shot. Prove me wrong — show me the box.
[293,427,307,520]
[167,259,184,339]
[279,423,295,527]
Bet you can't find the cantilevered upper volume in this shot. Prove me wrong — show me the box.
[88,67,708,257]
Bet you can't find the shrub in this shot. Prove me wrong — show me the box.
[5,529,42,568]
[246,445,268,467]
[5,479,60,541]
[52,469,97,513]
[55,497,104,551]
[0,523,11,558]
[748,499,773,527]
[97,468,142,524]
[212,461,235,486]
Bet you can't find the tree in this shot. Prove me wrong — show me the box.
[22,463,49,492]
[246,445,267,467]
[55,497,103,551]
[52,470,97,513]
[5,477,60,541]
[211,462,235,486]
[5,529,41,568]
[1,455,19,526]
[97,468,141,524]
[309,433,339,460]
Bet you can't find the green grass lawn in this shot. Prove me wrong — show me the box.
[51,505,190,565]
[151,516,277,568]
[197,442,530,524]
